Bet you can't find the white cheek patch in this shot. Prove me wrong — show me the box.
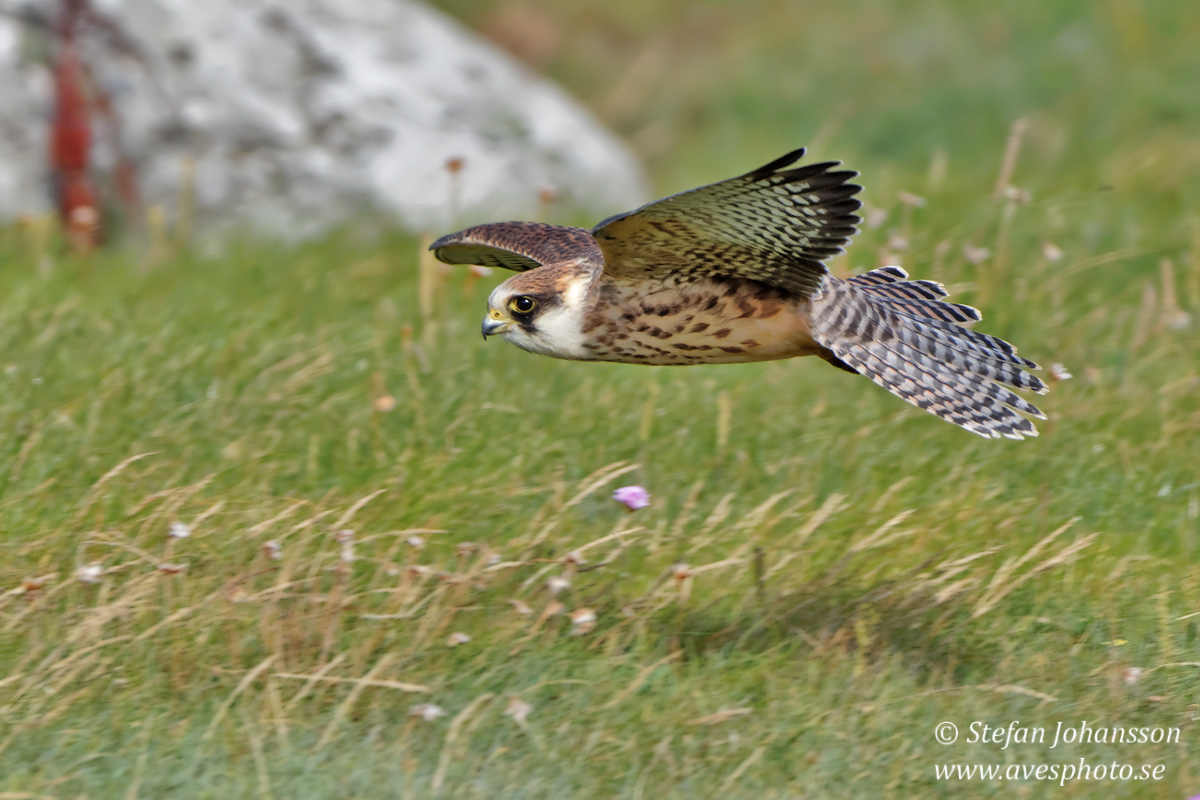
[562,275,589,309]
[506,305,590,360]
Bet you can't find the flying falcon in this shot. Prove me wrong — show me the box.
[430,148,1047,439]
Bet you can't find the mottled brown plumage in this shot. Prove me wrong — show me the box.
[431,148,1047,439]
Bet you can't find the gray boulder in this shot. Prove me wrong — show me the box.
[0,0,648,237]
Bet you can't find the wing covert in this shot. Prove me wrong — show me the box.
[591,148,861,297]
[430,222,601,272]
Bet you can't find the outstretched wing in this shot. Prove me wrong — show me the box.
[430,222,602,272]
[592,148,861,297]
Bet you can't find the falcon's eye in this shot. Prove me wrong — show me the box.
[509,296,538,315]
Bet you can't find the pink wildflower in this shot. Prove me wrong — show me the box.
[613,485,650,511]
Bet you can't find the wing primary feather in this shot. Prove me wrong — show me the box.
[591,148,863,296]
[747,147,808,178]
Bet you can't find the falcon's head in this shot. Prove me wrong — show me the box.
[481,267,594,360]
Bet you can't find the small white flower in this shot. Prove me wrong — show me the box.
[503,696,534,725]
[409,703,446,722]
[672,563,692,582]
[569,608,596,626]
[547,576,571,596]
[1122,667,1144,686]
[564,550,586,566]
[1042,242,1063,262]
[335,530,355,562]
[447,632,471,647]
[406,535,425,549]
[1165,310,1192,332]
[263,540,282,560]
[76,563,103,584]
[568,608,596,634]
[963,245,991,265]
[1004,186,1031,203]
[168,521,191,539]
[1049,362,1073,382]
[508,599,533,615]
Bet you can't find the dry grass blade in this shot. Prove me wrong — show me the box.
[519,525,642,590]
[244,502,304,537]
[691,558,747,575]
[1148,662,1200,673]
[688,707,753,726]
[202,655,276,741]
[699,493,735,535]
[131,594,218,643]
[124,713,156,800]
[973,683,1058,704]
[432,693,494,795]
[870,476,914,513]
[282,654,347,714]
[716,390,733,452]
[330,489,388,531]
[848,509,916,553]
[795,493,847,547]
[720,741,769,791]
[314,653,397,750]
[562,461,640,509]
[993,117,1029,198]
[972,518,1096,618]
[72,452,157,524]
[274,672,427,693]
[601,651,680,710]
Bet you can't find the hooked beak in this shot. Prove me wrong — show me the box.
[481,311,511,339]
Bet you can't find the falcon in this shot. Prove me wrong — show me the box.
[430,148,1047,439]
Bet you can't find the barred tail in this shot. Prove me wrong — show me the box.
[812,268,1047,440]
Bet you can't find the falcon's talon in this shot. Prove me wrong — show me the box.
[433,147,1047,440]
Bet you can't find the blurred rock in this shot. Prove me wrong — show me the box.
[0,0,647,238]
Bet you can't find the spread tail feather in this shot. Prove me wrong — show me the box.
[812,272,1046,440]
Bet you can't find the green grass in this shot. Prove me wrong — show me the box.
[2,0,1199,797]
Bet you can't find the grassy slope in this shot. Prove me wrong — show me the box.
[2,0,1199,797]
